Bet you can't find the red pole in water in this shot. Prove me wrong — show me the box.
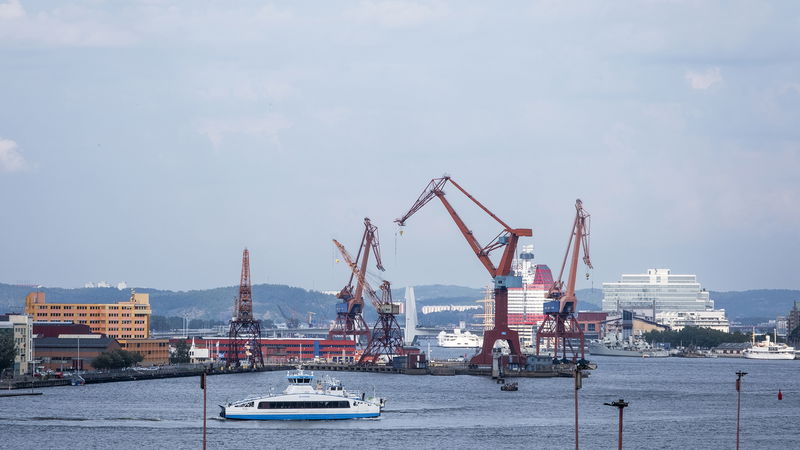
[604,399,628,450]
[778,390,782,400]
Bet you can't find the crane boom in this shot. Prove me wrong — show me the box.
[395,176,532,278]
[547,199,592,314]
[332,239,382,310]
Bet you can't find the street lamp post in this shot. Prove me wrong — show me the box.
[604,398,629,450]
[574,361,589,450]
[736,371,747,450]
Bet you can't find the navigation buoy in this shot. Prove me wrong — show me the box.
[778,390,783,400]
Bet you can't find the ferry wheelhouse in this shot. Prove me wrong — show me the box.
[220,368,385,420]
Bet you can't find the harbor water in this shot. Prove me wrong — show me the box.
[1,355,798,449]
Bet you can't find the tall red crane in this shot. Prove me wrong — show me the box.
[333,237,404,364]
[536,199,592,362]
[226,248,264,367]
[328,218,381,346]
[396,176,532,365]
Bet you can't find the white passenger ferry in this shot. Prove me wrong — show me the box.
[437,328,483,348]
[220,368,385,420]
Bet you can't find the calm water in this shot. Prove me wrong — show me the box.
[1,355,798,449]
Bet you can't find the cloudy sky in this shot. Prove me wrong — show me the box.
[1,1,798,293]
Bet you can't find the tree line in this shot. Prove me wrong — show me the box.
[642,326,751,348]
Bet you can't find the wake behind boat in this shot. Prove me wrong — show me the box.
[220,368,386,420]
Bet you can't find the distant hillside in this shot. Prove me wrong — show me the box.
[709,290,799,320]
[3,282,795,323]
[0,282,337,323]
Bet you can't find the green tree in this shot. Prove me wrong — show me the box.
[642,326,750,348]
[788,326,800,346]
[91,349,144,370]
[0,330,16,372]
[170,341,190,364]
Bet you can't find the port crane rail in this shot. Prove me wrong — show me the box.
[333,237,404,364]
[328,218,379,346]
[396,176,532,365]
[535,199,592,361]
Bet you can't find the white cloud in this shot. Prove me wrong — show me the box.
[0,0,24,20]
[199,114,293,148]
[685,67,722,90]
[0,3,137,47]
[348,0,447,28]
[0,138,27,172]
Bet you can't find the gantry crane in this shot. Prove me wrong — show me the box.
[328,218,382,346]
[396,176,532,366]
[226,249,264,367]
[333,234,404,364]
[535,199,592,362]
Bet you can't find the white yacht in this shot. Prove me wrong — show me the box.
[220,368,385,420]
[743,334,796,360]
[437,328,482,348]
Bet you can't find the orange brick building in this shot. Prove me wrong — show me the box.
[25,290,152,339]
[118,338,170,366]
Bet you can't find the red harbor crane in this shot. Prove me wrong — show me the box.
[332,230,404,364]
[226,248,264,367]
[396,176,532,366]
[328,218,381,346]
[535,199,592,362]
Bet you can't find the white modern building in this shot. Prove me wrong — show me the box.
[603,268,715,316]
[656,310,730,332]
[602,268,728,331]
[0,314,33,376]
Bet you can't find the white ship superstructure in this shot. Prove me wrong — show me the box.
[507,245,551,346]
[437,328,482,348]
[742,334,795,360]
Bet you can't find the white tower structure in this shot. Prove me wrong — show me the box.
[404,286,418,345]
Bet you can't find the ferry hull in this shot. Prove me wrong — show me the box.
[223,412,380,420]
[743,353,795,360]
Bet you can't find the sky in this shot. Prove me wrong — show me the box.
[1,1,799,293]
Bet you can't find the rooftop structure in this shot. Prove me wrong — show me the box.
[602,269,715,317]
[656,310,730,333]
[25,290,151,339]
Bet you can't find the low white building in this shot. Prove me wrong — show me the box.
[656,310,730,332]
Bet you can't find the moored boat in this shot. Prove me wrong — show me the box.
[742,334,795,360]
[220,368,385,420]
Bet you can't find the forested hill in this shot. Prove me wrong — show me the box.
[1,282,796,322]
[0,282,336,322]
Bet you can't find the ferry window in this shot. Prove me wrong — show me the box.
[258,402,270,409]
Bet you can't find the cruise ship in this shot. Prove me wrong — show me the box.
[742,334,796,360]
[437,328,483,348]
